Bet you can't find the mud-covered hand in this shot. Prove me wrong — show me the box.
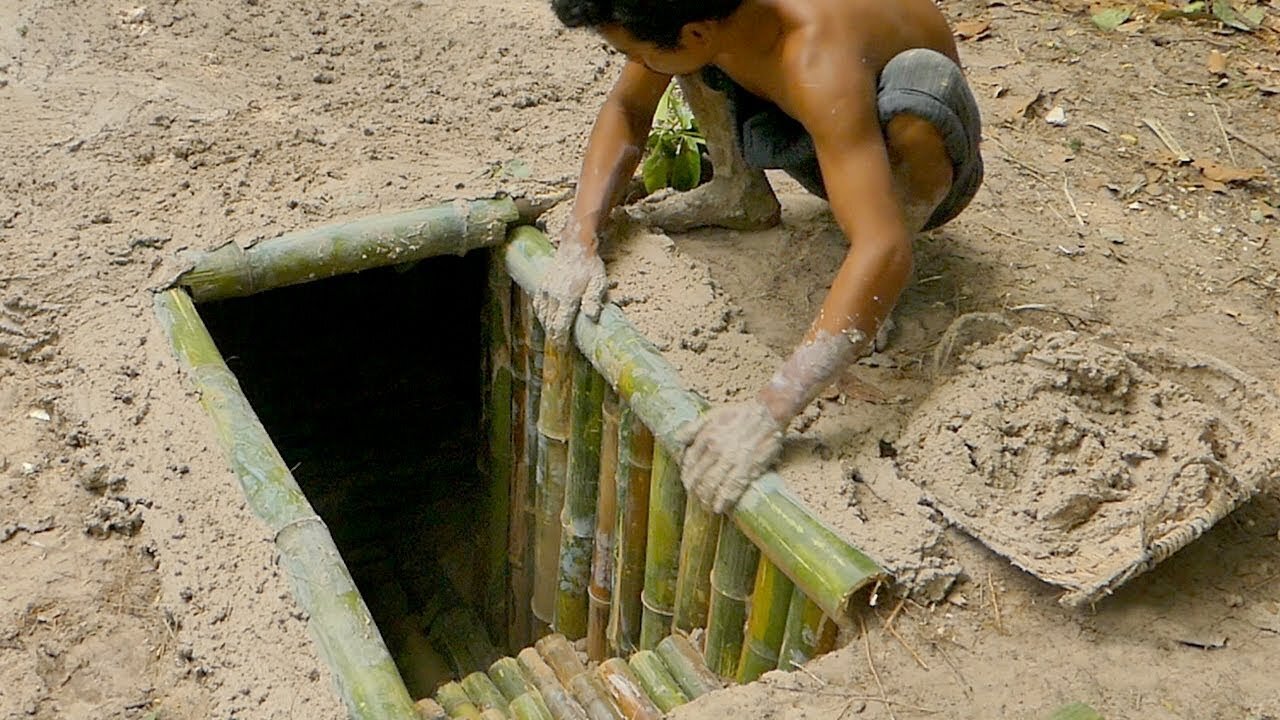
[677,399,784,514]
[533,239,608,344]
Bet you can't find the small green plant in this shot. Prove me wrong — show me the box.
[17,25,29,37]
[642,83,706,193]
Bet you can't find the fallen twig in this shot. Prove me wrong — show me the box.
[1207,99,1237,166]
[988,572,1005,635]
[860,615,897,720]
[1142,118,1191,164]
[1062,178,1086,228]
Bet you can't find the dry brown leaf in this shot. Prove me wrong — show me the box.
[954,19,993,40]
[1207,50,1228,76]
[1194,158,1267,184]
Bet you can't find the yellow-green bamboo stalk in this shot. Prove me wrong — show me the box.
[510,693,554,720]
[516,648,589,720]
[704,521,758,679]
[568,674,622,720]
[484,250,515,646]
[154,288,417,720]
[533,334,573,631]
[1049,703,1105,720]
[627,650,689,712]
[416,698,447,720]
[737,558,793,683]
[508,293,534,651]
[640,447,685,650]
[489,657,537,701]
[655,634,723,699]
[608,405,653,655]
[504,227,886,621]
[463,671,510,716]
[777,586,825,672]
[480,710,507,720]
[673,494,720,634]
[595,659,662,720]
[587,389,621,661]
[428,607,500,678]
[178,197,519,302]
[556,354,605,639]
[535,634,586,685]
[523,293,547,643]
[437,682,484,720]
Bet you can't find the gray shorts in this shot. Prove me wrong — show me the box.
[702,48,983,231]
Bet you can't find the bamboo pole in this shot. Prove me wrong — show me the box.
[416,698,448,720]
[673,495,720,634]
[154,288,418,720]
[515,648,589,720]
[504,227,886,621]
[777,586,825,672]
[484,249,515,646]
[508,293,534,651]
[462,671,511,716]
[177,197,519,301]
[556,354,605,639]
[533,332,573,631]
[607,404,653,655]
[655,634,723,699]
[640,446,685,650]
[567,674,622,720]
[428,606,501,678]
[704,521,758,679]
[595,659,662,720]
[523,294,547,638]
[587,388,621,661]
[437,682,484,720]
[737,558,793,683]
[535,634,586,685]
[480,710,507,720]
[627,650,689,712]
[488,657,538,701]
[510,693,555,720]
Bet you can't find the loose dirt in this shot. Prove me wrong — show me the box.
[2,1,1278,719]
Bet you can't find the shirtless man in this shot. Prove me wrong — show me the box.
[535,0,983,513]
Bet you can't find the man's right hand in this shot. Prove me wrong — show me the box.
[532,234,608,344]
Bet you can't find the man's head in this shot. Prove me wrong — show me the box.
[552,0,743,73]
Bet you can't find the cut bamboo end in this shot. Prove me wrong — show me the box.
[608,404,653,656]
[515,648,589,720]
[179,196,519,302]
[480,710,507,720]
[416,698,447,720]
[627,650,690,712]
[568,673,623,720]
[535,634,587,686]
[704,521,759,679]
[488,657,538,701]
[777,586,825,672]
[673,495,721,634]
[154,288,418,720]
[737,558,793,684]
[437,681,484,720]
[639,447,684,649]
[587,389,621,661]
[462,671,510,715]
[655,635,723,699]
[596,658,663,720]
[510,692,555,720]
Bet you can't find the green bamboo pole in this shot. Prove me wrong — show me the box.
[510,693,555,720]
[640,447,685,650]
[533,332,573,631]
[627,650,689,712]
[437,682,484,720]
[704,521,759,679]
[673,494,720,634]
[489,657,538,701]
[587,389,621,661]
[177,196,519,301]
[567,674,622,720]
[428,606,500,678]
[1049,703,1105,720]
[504,227,886,621]
[484,249,515,646]
[508,293,533,651]
[607,404,653,656]
[154,288,417,720]
[516,648,589,720]
[777,586,825,672]
[595,659,662,720]
[480,710,507,720]
[655,634,723,699]
[556,354,605,639]
[462,671,511,716]
[523,294,547,639]
[737,558,793,683]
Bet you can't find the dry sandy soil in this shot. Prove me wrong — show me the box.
[2,1,1279,719]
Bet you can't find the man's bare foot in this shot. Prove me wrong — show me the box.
[625,174,781,233]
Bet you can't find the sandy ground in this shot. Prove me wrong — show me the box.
[1,1,1278,719]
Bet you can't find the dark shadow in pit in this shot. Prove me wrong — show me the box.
[199,253,495,696]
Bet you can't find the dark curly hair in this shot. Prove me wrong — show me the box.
[552,0,744,50]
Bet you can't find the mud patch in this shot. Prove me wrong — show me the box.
[897,323,1280,605]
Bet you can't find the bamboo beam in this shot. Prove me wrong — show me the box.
[503,227,885,621]
[627,650,689,712]
[737,558,793,683]
[484,249,515,647]
[640,447,685,650]
[777,586,825,672]
[523,294,547,639]
[488,657,538,701]
[595,659,662,720]
[607,404,653,656]
[587,389,621,660]
[154,288,417,720]
[556,354,605,639]
[508,293,534,651]
[533,334,573,631]
[704,521,758,679]
[655,635,723,699]
[516,648,589,720]
[177,197,519,302]
[673,495,720,634]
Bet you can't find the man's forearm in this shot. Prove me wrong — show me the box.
[756,327,869,424]
[566,100,649,251]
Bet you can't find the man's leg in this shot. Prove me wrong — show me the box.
[627,74,782,232]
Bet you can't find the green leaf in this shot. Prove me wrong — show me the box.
[1048,702,1104,720]
[643,150,674,194]
[669,140,702,191]
[501,158,532,179]
[1212,0,1261,30]
[1091,7,1133,31]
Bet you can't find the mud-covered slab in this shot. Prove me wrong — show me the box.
[896,323,1280,606]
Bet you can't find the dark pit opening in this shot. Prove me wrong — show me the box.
[200,252,502,697]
